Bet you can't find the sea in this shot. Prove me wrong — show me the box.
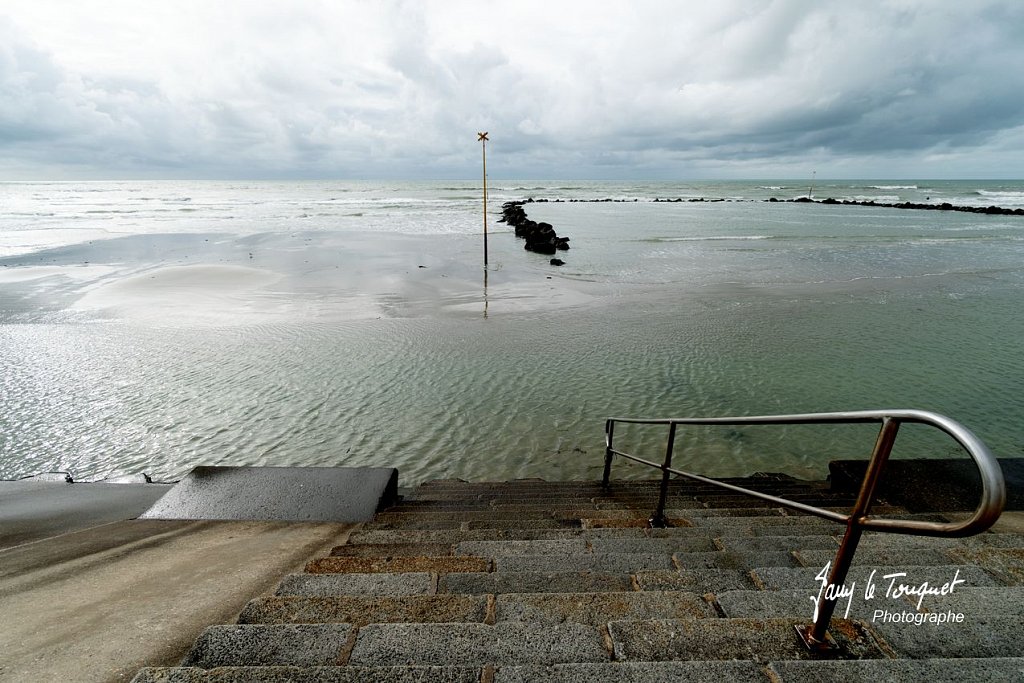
[1,179,1022,485]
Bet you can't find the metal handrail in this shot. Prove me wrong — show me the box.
[602,409,1006,651]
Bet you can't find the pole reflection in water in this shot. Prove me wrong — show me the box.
[483,268,489,318]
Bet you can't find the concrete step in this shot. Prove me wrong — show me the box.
[586,537,719,554]
[580,517,690,529]
[348,622,609,667]
[495,591,715,625]
[329,543,456,557]
[239,595,488,625]
[129,658,1024,683]
[452,537,718,557]
[348,528,724,548]
[347,524,834,546]
[133,666,482,682]
[943,547,1024,586]
[856,531,1024,550]
[414,476,814,490]
[404,492,817,507]
[796,548,955,568]
[362,517,582,531]
[241,591,723,627]
[556,508,703,520]
[634,569,759,594]
[493,553,675,573]
[378,505,822,523]
[716,588,881,620]
[608,617,885,661]
[461,549,800,573]
[416,478,611,488]
[871,615,1024,659]
[439,571,634,595]
[305,556,489,574]
[674,550,800,570]
[909,585,1024,616]
[715,535,839,552]
[494,661,770,682]
[387,502,665,513]
[348,529,596,545]
[405,490,609,501]
[716,586,1024,620]
[751,564,1006,590]
[385,504,502,513]
[405,490,844,507]
[767,658,1024,683]
[128,475,1020,682]
[486,500,701,511]
[375,510,571,522]
[454,539,590,556]
[689,517,840,534]
[589,524,827,540]
[181,623,351,668]
[676,507,787,518]
[277,573,436,597]
[691,495,850,508]
[408,492,605,503]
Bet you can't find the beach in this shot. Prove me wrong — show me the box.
[1,180,1022,485]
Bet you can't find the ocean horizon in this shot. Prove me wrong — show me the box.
[2,179,1022,485]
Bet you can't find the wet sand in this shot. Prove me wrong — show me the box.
[1,229,600,327]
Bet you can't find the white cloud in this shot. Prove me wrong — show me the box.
[1,0,1023,179]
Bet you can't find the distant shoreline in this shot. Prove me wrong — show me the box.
[517,196,1024,216]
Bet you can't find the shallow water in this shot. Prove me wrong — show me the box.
[1,180,1022,484]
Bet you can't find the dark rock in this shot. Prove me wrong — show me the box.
[775,196,1022,216]
[525,240,556,255]
[505,201,573,256]
[550,258,565,266]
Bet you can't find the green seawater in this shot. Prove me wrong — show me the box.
[1,182,1022,483]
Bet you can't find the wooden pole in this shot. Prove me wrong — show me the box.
[478,132,489,268]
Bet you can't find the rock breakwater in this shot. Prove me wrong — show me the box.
[772,196,1024,215]
[499,200,571,257]
[503,195,1023,215]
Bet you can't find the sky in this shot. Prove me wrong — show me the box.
[2,0,1023,180]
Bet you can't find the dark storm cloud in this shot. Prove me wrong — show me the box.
[1,1,1023,179]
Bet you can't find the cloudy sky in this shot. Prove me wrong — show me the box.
[2,0,1023,180]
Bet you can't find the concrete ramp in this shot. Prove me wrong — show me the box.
[140,466,398,522]
[0,478,172,549]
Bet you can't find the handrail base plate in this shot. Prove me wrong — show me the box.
[794,623,841,654]
[648,515,670,529]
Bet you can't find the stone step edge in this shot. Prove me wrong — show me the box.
[239,590,716,625]
[302,551,810,575]
[177,617,882,668]
[132,658,1024,683]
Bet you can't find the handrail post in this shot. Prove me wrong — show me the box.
[797,417,901,650]
[602,419,615,489]
[650,422,677,528]
[604,410,1004,651]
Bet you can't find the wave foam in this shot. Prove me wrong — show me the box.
[975,190,1024,206]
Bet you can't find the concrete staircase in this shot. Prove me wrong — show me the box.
[133,476,1024,682]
